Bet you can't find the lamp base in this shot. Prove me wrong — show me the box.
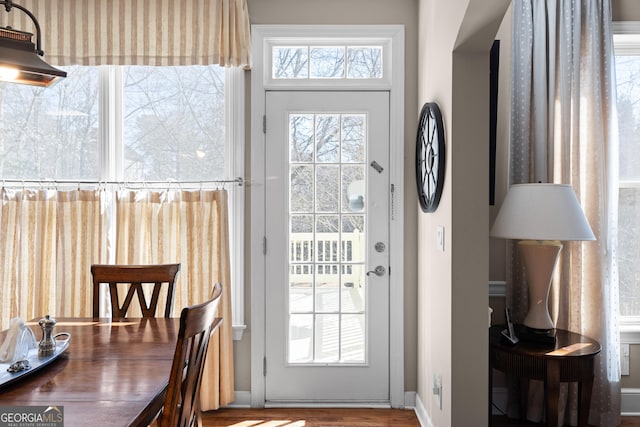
[517,324,557,345]
[518,240,563,331]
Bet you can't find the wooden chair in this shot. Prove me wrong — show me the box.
[156,283,223,427]
[91,263,181,319]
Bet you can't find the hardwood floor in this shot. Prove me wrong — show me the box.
[201,410,640,427]
[201,408,420,427]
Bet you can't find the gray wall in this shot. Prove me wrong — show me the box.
[416,0,511,424]
[613,0,640,21]
[234,0,420,394]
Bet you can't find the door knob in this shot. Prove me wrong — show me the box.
[366,266,386,277]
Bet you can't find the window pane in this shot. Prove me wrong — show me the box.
[619,187,640,316]
[342,215,365,263]
[316,114,340,162]
[309,47,345,78]
[342,165,365,213]
[290,165,314,212]
[616,56,640,181]
[0,66,100,180]
[273,47,309,79]
[342,114,366,163]
[290,264,314,313]
[341,314,365,362]
[123,66,226,181]
[347,47,383,79]
[290,114,314,163]
[315,314,339,362]
[316,165,340,212]
[289,314,313,363]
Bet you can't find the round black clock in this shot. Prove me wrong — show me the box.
[415,102,445,213]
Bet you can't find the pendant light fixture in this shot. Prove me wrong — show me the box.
[0,0,66,87]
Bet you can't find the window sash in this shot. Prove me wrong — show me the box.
[614,23,640,334]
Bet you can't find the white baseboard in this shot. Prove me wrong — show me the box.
[413,393,434,427]
[404,391,416,408]
[226,390,251,408]
[622,388,640,415]
[264,401,392,408]
[227,390,420,410]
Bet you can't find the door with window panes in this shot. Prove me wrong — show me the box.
[264,91,390,402]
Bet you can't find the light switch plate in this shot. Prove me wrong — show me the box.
[622,343,630,376]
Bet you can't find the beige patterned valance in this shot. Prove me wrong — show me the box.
[0,0,251,67]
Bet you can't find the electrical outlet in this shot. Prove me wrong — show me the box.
[432,374,443,409]
[436,226,445,252]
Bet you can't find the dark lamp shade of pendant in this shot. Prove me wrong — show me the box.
[0,26,66,87]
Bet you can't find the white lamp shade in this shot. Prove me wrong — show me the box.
[490,183,595,241]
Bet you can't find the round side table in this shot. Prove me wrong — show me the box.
[489,325,601,427]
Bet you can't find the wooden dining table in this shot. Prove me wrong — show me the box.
[0,317,180,427]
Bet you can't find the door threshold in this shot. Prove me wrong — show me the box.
[265,401,392,409]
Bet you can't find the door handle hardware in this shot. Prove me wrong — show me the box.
[366,266,386,277]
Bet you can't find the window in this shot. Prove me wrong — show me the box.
[0,67,100,180]
[0,65,228,182]
[614,28,640,333]
[262,35,393,89]
[272,46,383,79]
[0,64,245,337]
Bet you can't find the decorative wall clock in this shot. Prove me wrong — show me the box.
[415,102,445,213]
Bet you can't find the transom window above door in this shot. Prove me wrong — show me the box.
[272,45,383,80]
[260,28,396,89]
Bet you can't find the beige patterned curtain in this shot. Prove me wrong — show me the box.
[0,189,106,329]
[2,0,251,67]
[0,187,234,409]
[114,188,234,409]
[508,0,620,425]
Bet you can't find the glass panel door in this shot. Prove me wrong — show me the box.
[265,91,389,402]
[288,112,367,364]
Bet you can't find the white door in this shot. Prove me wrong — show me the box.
[264,91,390,403]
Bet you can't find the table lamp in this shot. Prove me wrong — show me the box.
[490,183,595,338]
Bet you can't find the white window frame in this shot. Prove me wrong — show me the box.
[250,24,405,408]
[226,67,247,340]
[614,22,640,344]
[61,65,247,339]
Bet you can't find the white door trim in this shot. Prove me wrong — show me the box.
[250,24,405,408]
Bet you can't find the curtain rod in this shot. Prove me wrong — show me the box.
[0,177,245,187]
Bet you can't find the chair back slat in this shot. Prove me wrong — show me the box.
[91,264,181,319]
[158,283,223,427]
